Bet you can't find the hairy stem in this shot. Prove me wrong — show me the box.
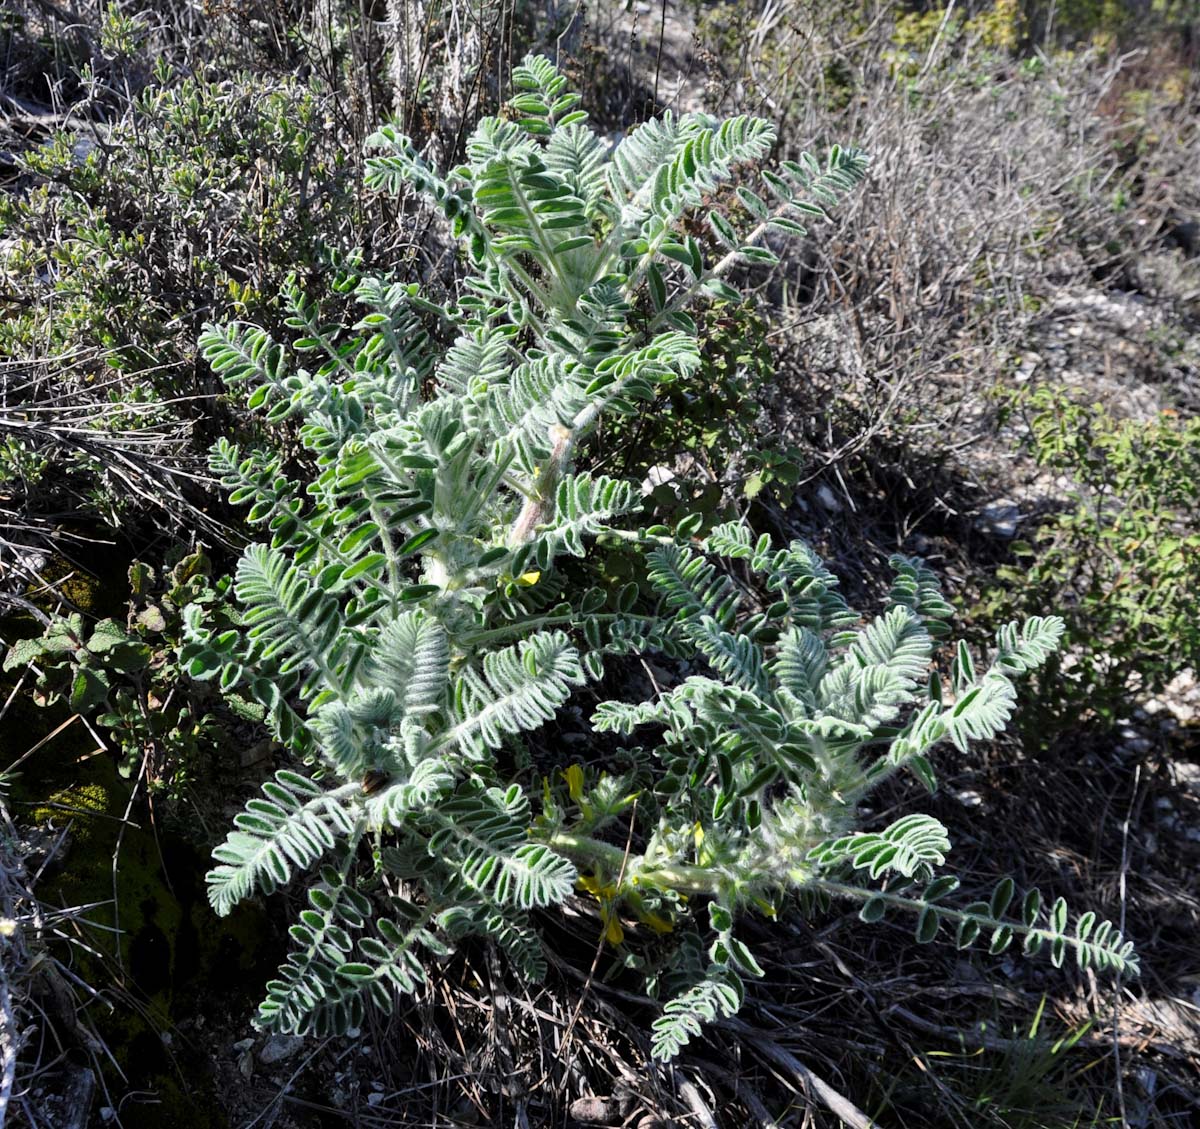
[548,830,722,895]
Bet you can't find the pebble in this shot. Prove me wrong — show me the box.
[259,1034,305,1064]
[1015,352,1042,381]
[976,499,1021,538]
[816,484,841,512]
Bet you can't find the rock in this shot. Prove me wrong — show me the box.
[239,740,274,767]
[570,1091,638,1124]
[816,484,841,512]
[1161,668,1199,724]
[570,1096,619,1123]
[1173,763,1200,788]
[1171,219,1199,256]
[1135,1066,1157,1098]
[1015,352,1042,382]
[640,466,676,495]
[976,499,1021,538]
[259,1034,305,1064]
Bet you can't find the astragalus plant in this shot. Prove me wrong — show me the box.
[182,56,1136,1057]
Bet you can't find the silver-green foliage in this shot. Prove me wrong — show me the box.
[182,56,1134,1056]
[183,55,868,1039]
[581,528,1137,1059]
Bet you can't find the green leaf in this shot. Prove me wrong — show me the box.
[400,584,442,602]
[767,217,807,236]
[338,523,381,554]
[708,211,738,247]
[342,553,388,581]
[989,876,1015,919]
[737,246,778,265]
[4,636,52,671]
[735,187,768,218]
[859,896,887,923]
[104,642,152,673]
[70,667,110,712]
[128,561,155,599]
[397,529,439,557]
[86,619,134,654]
[702,279,742,303]
[708,903,733,932]
[136,606,167,633]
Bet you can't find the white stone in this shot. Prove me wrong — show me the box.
[640,466,676,495]
[816,484,841,512]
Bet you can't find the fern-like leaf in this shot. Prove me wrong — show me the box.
[647,543,741,628]
[443,632,586,758]
[809,814,951,881]
[941,675,1018,752]
[208,774,358,915]
[993,616,1066,674]
[235,544,348,687]
[368,611,449,718]
[650,965,744,1060]
[433,787,576,908]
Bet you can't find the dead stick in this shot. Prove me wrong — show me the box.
[676,1072,719,1129]
[723,1020,874,1129]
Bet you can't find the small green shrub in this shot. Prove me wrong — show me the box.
[986,386,1200,729]
[174,57,1134,1058]
[0,66,368,555]
[3,552,243,793]
[0,68,359,375]
[602,298,803,510]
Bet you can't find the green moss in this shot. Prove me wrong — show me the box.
[39,556,103,615]
[30,781,109,836]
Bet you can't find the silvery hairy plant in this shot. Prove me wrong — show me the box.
[181,56,1136,1057]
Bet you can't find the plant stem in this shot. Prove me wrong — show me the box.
[547,830,721,894]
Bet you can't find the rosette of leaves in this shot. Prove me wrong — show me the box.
[557,530,1138,1058]
[179,55,870,1040]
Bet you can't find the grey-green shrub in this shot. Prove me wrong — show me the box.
[180,56,1136,1056]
